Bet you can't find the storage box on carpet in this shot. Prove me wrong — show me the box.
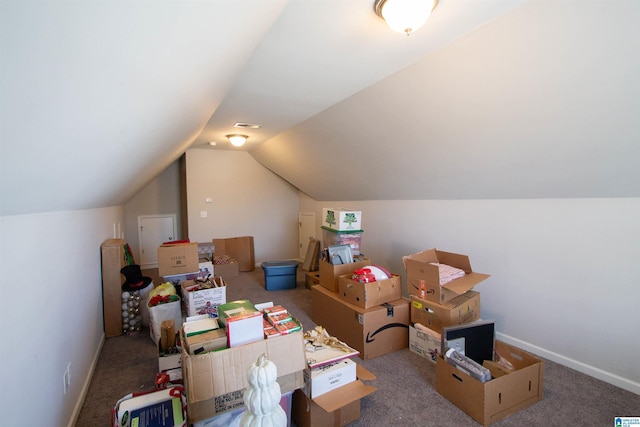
[436,340,544,426]
[262,260,299,290]
[321,226,364,255]
[181,277,227,317]
[409,324,441,363]
[213,236,255,272]
[212,260,239,278]
[311,285,409,360]
[305,271,320,289]
[158,242,199,277]
[319,257,370,293]
[182,331,306,423]
[403,248,490,304]
[410,290,481,333]
[338,273,401,309]
[192,391,293,427]
[292,364,376,427]
[322,208,362,231]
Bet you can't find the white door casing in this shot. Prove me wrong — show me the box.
[298,212,316,260]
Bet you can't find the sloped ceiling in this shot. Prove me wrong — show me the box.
[1,1,639,217]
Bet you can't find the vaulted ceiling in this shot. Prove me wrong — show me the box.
[2,1,638,216]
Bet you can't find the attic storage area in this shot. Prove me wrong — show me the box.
[1,1,640,427]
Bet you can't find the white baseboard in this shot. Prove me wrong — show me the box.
[496,332,640,395]
[68,333,105,427]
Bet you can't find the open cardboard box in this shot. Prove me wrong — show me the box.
[435,340,544,426]
[410,290,481,333]
[181,331,305,423]
[293,364,376,427]
[318,257,371,293]
[403,248,490,304]
[338,273,401,309]
[311,285,409,360]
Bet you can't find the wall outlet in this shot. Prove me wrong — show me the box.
[63,362,71,395]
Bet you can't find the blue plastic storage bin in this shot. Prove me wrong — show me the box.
[261,260,299,290]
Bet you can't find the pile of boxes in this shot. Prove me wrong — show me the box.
[403,248,544,425]
[403,248,490,363]
[292,327,377,426]
[311,209,409,361]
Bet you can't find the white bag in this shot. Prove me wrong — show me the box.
[148,298,182,345]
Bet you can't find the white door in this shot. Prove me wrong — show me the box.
[298,212,316,260]
[138,214,177,268]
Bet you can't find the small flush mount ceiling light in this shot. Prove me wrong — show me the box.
[226,134,248,147]
[374,0,438,36]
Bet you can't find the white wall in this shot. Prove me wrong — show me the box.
[0,206,124,427]
[124,158,183,264]
[304,198,640,394]
[185,148,300,263]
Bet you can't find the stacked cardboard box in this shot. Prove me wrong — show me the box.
[403,248,489,363]
[311,258,409,360]
[292,328,377,426]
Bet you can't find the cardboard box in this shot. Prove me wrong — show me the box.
[158,242,199,277]
[403,248,490,304]
[182,331,306,423]
[303,358,357,399]
[212,261,239,278]
[311,285,409,360]
[181,278,227,317]
[436,340,544,426]
[213,236,255,272]
[410,290,481,333]
[338,273,402,309]
[409,324,441,363]
[192,391,293,427]
[322,208,362,231]
[305,271,320,289]
[319,257,371,293]
[158,340,181,372]
[292,365,376,427]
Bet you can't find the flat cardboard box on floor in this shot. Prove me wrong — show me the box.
[403,248,490,304]
[338,273,402,309]
[311,285,409,360]
[319,257,371,293]
[410,290,481,333]
[293,364,376,427]
[213,236,255,272]
[182,331,306,423]
[158,242,199,277]
[436,340,544,426]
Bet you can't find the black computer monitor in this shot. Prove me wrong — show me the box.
[441,320,495,364]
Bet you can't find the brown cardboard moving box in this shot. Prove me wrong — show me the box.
[158,242,199,277]
[338,273,402,309]
[213,236,255,272]
[436,340,544,426]
[410,290,481,333]
[311,285,409,360]
[403,248,490,304]
[182,331,305,423]
[292,364,376,427]
[318,257,371,293]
